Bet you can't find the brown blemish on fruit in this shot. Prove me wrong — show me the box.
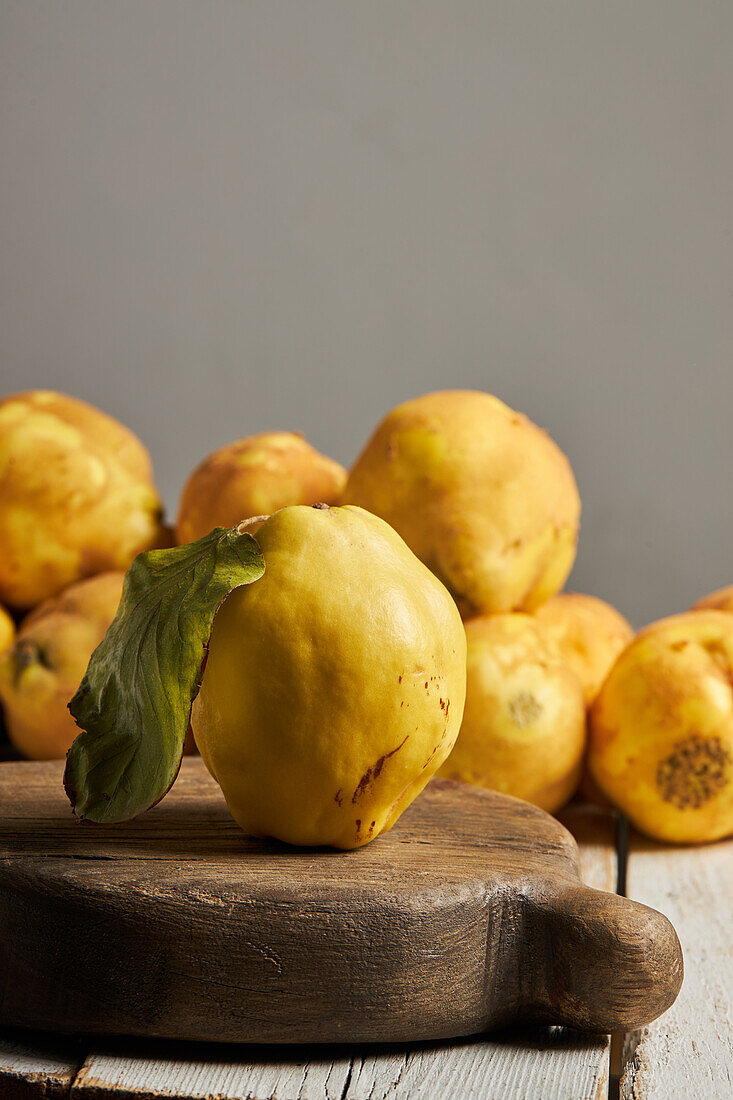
[398,675,403,683]
[351,735,410,803]
[367,820,375,838]
[355,818,361,839]
[702,640,733,687]
[670,641,689,653]
[656,734,731,809]
[334,789,343,807]
[421,746,439,772]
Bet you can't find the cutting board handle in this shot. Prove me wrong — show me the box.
[530,884,683,1032]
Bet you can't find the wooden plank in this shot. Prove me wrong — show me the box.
[621,833,733,1099]
[68,807,617,1100]
[71,1044,352,1099]
[0,1029,82,1099]
[70,1030,612,1100]
[346,1028,611,1100]
[561,802,619,896]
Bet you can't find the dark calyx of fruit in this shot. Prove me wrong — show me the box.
[12,639,49,684]
[656,734,731,809]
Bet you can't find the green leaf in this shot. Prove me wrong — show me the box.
[64,526,265,824]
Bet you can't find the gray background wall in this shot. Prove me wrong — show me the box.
[1,1,731,626]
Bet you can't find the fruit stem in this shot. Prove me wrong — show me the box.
[236,516,270,535]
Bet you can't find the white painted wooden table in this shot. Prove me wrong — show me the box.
[1,805,730,1100]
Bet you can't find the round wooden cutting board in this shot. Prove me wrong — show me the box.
[0,759,682,1044]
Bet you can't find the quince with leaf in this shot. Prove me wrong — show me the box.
[64,505,466,849]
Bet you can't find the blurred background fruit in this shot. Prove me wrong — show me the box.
[535,592,634,807]
[343,390,580,617]
[438,613,586,813]
[691,584,733,615]
[589,611,733,842]
[0,391,167,610]
[0,571,124,759]
[535,592,634,707]
[1,381,729,844]
[176,431,347,544]
[0,606,14,657]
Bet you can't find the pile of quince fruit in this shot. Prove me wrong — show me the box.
[1,388,731,847]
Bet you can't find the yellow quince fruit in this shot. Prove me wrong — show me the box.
[438,613,586,813]
[0,390,166,610]
[192,504,467,848]
[0,572,124,759]
[691,584,733,614]
[176,431,346,544]
[0,605,14,655]
[343,390,580,617]
[535,592,634,706]
[589,611,733,842]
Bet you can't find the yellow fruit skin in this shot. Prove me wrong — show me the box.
[589,611,733,843]
[692,584,733,614]
[343,391,580,617]
[535,593,635,706]
[192,505,466,849]
[176,432,346,544]
[438,614,586,814]
[0,391,166,609]
[0,572,124,759]
[0,605,14,655]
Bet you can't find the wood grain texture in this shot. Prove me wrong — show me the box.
[71,1044,352,1099]
[0,808,619,1099]
[0,760,681,1044]
[345,1030,611,1100]
[22,806,619,1100]
[621,833,733,1099]
[0,1030,82,1099]
[559,803,619,897]
[70,1032,610,1100]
